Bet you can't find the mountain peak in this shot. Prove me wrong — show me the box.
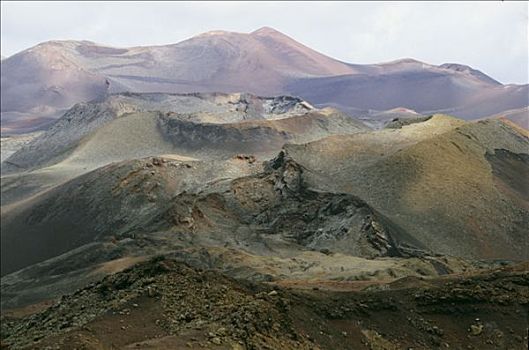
[439,63,501,85]
[194,27,285,39]
[195,30,235,38]
[381,58,426,66]
[36,39,95,47]
[251,26,284,36]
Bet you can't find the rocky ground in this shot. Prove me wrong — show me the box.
[1,257,528,350]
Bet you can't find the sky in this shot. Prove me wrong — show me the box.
[1,1,527,84]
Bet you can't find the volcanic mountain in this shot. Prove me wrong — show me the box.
[1,100,528,350]
[1,93,367,175]
[283,116,529,260]
[1,114,527,304]
[0,92,369,212]
[2,27,527,133]
[1,27,528,350]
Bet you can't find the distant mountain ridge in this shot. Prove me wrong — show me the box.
[1,92,368,176]
[1,27,527,133]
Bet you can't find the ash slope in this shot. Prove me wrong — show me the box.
[1,151,421,277]
[2,92,367,175]
[1,116,528,279]
[284,115,529,260]
[2,27,527,133]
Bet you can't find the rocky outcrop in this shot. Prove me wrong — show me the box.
[2,257,528,350]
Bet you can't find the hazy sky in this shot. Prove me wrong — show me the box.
[1,1,527,84]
